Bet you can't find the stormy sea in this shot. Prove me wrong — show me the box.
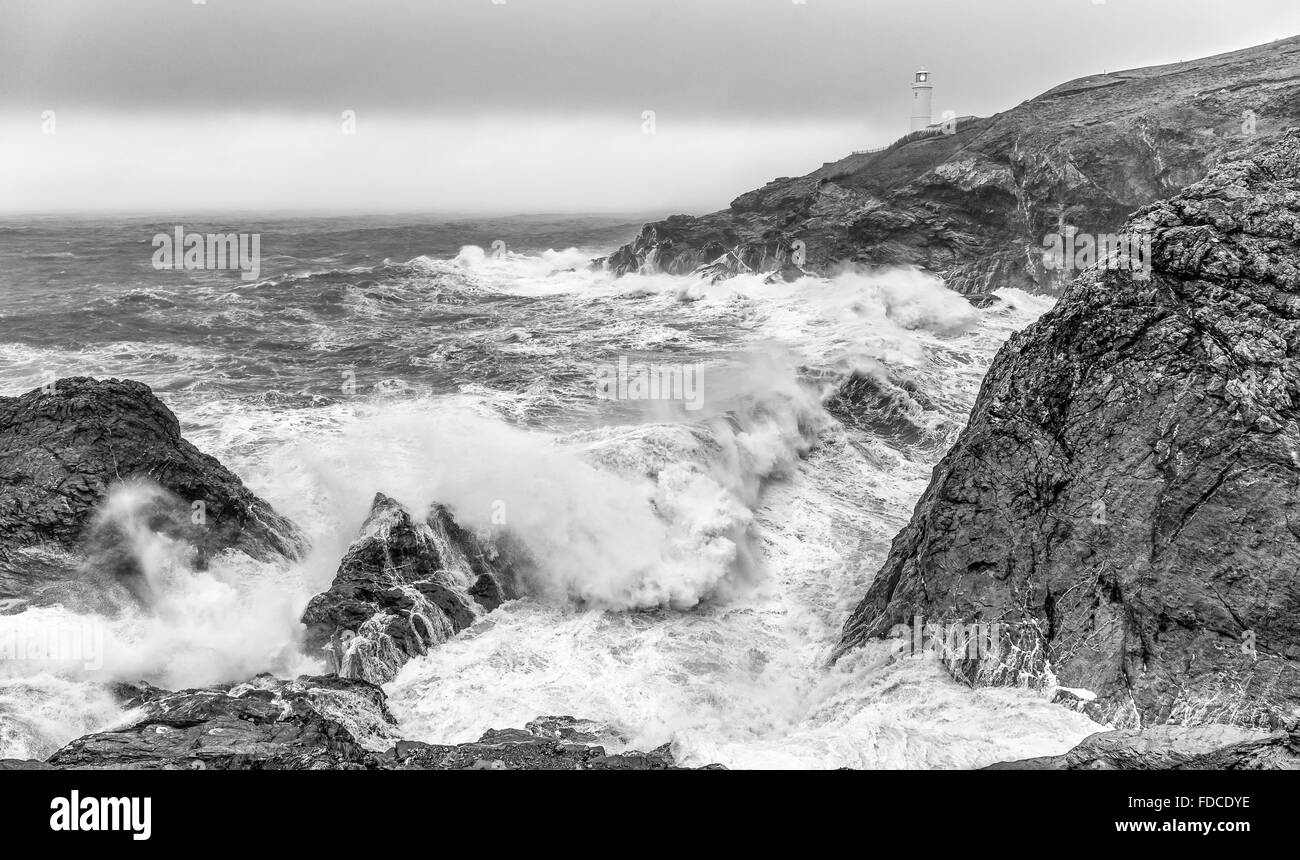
[0,213,1101,768]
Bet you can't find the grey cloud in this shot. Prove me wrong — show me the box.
[4,0,1297,122]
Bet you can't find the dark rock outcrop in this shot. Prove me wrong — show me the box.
[45,674,398,770]
[596,37,1300,293]
[0,378,306,607]
[300,493,522,684]
[691,250,754,284]
[987,724,1300,770]
[24,678,709,770]
[836,129,1300,729]
[382,719,699,771]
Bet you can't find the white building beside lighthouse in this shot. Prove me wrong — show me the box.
[910,68,934,131]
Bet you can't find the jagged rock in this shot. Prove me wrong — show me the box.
[109,680,171,708]
[0,377,307,608]
[986,724,1300,770]
[599,218,806,281]
[764,263,812,284]
[45,675,398,770]
[300,493,521,684]
[964,293,1003,309]
[836,130,1300,729]
[691,251,753,284]
[523,715,617,745]
[595,37,1300,293]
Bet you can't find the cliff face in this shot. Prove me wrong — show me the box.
[598,37,1300,294]
[836,129,1300,730]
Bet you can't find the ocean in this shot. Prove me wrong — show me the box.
[0,213,1101,768]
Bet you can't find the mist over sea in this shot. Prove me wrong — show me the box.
[0,213,1101,767]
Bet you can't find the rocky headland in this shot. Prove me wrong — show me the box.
[597,37,1300,296]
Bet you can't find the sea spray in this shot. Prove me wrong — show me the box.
[0,481,319,757]
[1,234,1088,767]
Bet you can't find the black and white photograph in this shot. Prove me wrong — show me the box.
[1,0,1298,842]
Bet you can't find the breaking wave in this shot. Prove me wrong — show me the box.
[0,227,1095,766]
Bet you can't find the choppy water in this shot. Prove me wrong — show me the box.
[0,213,1102,767]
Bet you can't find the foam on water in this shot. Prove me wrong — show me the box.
[375,255,1100,767]
[0,242,1100,766]
[384,437,1099,769]
[0,674,125,761]
[0,469,348,756]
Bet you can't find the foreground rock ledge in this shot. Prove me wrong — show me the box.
[2,676,716,770]
[837,129,1300,729]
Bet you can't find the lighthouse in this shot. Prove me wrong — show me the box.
[910,68,933,131]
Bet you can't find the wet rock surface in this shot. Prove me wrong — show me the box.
[300,492,523,684]
[382,724,696,771]
[42,675,398,770]
[0,377,306,609]
[836,130,1300,729]
[12,677,713,770]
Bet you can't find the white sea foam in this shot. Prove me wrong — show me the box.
[0,482,322,756]
[385,439,1099,769]
[0,246,1085,767]
[0,341,226,394]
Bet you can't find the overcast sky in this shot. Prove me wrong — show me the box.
[2,0,1297,214]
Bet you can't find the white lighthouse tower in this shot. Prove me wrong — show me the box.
[910,68,933,132]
